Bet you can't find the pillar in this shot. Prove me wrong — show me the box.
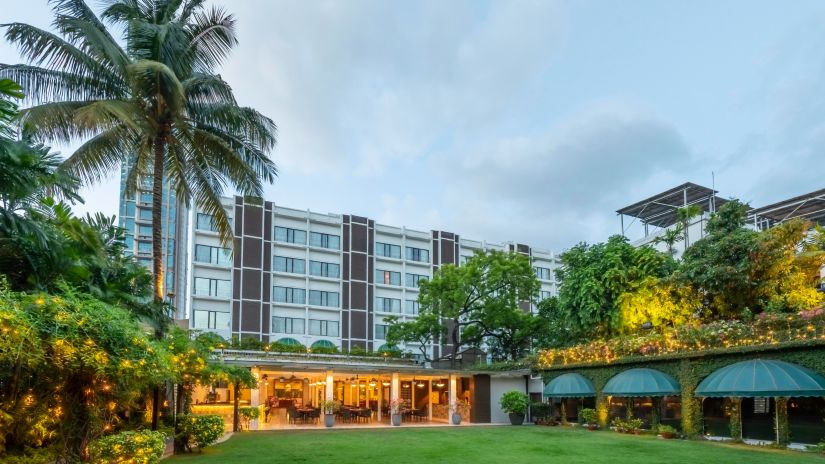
[596,394,609,428]
[428,379,433,421]
[377,380,383,421]
[391,373,400,404]
[729,397,742,441]
[449,374,458,425]
[775,397,789,446]
[250,368,261,430]
[325,371,334,402]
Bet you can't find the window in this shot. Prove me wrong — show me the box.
[535,267,552,281]
[375,324,389,340]
[376,242,401,259]
[309,260,340,278]
[375,297,401,313]
[273,286,306,304]
[540,291,553,301]
[274,226,307,244]
[460,255,472,265]
[193,277,231,298]
[137,241,152,253]
[753,398,770,414]
[405,300,419,315]
[138,208,152,220]
[123,202,136,217]
[274,256,306,274]
[196,213,218,232]
[139,192,153,204]
[309,319,339,337]
[309,290,339,307]
[193,310,230,330]
[272,316,305,334]
[137,225,152,237]
[376,269,401,286]
[405,246,429,263]
[405,273,428,288]
[309,232,340,250]
[194,245,232,266]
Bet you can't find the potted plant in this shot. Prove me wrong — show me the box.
[611,418,627,433]
[499,391,529,425]
[627,418,644,435]
[580,408,598,431]
[531,402,553,425]
[320,400,340,428]
[390,399,406,426]
[657,424,678,439]
[449,401,466,425]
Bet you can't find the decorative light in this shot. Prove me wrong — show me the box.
[382,379,391,387]
[435,379,445,388]
[369,378,377,387]
[402,382,410,389]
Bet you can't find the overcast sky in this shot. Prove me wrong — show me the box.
[3,0,825,251]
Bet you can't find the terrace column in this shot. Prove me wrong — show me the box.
[449,374,458,425]
[325,371,334,402]
[391,373,400,404]
[250,368,261,430]
[428,379,433,421]
[377,381,383,421]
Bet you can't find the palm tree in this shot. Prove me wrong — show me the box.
[2,0,277,431]
[676,204,703,248]
[1,0,277,305]
[652,226,684,257]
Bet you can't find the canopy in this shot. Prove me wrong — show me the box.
[696,359,825,397]
[275,337,303,346]
[310,340,336,349]
[603,368,681,397]
[544,373,596,397]
[376,344,400,352]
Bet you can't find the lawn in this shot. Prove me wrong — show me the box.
[166,426,824,464]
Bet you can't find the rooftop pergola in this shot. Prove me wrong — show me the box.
[748,188,825,230]
[616,182,728,236]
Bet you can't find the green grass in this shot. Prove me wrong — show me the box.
[166,426,824,464]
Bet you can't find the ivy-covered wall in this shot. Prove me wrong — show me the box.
[539,342,825,443]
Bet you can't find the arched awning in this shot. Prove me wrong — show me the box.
[696,359,825,397]
[603,368,681,397]
[275,337,303,346]
[310,340,337,349]
[376,344,399,353]
[544,373,596,397]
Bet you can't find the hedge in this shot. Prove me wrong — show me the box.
[88,430,166,464]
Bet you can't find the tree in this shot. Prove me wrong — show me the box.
[652,226,684,257]
[1,0,278,304]
[211,365,256,433]
[385,312,442,362]
[553,235,676,340]
[388,250,540,365]
[676,204,703,248]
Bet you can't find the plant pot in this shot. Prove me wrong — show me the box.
[451,413,462,425]
[632,430,641,435]
[659,432,676,439]
[324,414,335,428]
[391,414,402,426]
[587,424,598,431]
[508,413,525,425]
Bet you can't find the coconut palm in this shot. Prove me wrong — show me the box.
[676,204,703,248]
[1,0,277,306]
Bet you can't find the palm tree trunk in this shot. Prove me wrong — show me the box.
[150,132,167,431]
[233,384,241,432]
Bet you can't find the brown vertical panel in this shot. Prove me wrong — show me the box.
[234,202,243,236]
[233,238,242,268]
[241,300,261,332]
[343,253,350,280]
[441,238,455,263]
[232,301,240,332]
[351,311,366,339]
[232,270,241,299]
[242,237,262,268]
[351,283,366,309]
[351,253,367,281]
[264,207,272,241]
[342,286,350,309]
[262,274,271,302]
[471,375,492,423]
[242,269,261,300]
[243,205,263,238]
[351,224,367,252]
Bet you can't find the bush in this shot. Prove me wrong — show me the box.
[267,341,306,353]
[0,447,57,464]
[175,415,224,452]
[611,417,644,433]
[238,407,260,431]
[580,408,598,425]
[88,430,166,464]
[531,402,553,419]
[499,391,529,415]
[657,424,678,434]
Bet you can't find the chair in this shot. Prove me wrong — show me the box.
[308,408,320,424]
[358,408,372,423]
[412,407,428,422]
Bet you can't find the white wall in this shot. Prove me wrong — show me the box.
[489,376,528,424]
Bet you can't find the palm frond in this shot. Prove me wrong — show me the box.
[0,64,126,104]
[61,124,140,184]
[182,73,236,105]
[51,0,130,71]
[187,5,237,72]
[127,59,186,114]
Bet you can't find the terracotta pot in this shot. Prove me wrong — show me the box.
[659,432,676,439]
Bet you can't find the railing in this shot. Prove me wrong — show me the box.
[213,349,419,367]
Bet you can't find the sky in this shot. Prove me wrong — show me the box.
[3,0,825,252]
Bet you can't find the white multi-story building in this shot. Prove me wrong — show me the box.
[183,196,561,358]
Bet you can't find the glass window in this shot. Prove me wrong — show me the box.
[272,316,305,334]
[193,310,231,330]
[405,246,430,263]
[274,226,307,244]
[123,202,135,217]
[375,269,401,286]
[194,245,232,266]
[193,277,231,298]
[376,242,401,259]
[534,267,552,280]
[274,256,306,274]
[138,225,152,237]
[540,291,553,300]
[139,192,153,204]
[405,299,419,315]
[405,273,428,288]
[137,241,152,253]
[375,297,401,313]
[309,232,340,250]
[309,290,339,308]
[375,324,388,340]
[196,213,217,232]
[309,319,339,337]
[273,286,306,304]
[138,208,152,220]
[309,260,340,278]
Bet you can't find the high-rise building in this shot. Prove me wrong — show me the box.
[117,164,189,312]
[183,196,562,359]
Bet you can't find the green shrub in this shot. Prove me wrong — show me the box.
[531,402,553,419]
[580,408,598,425]
[88,430,166,464]
[0,447,57,464]
[175,415,224,452]
[657,424,678,434]
[499,391,529,415]
[239,407,260,431]
[267,341,306,353]
[310,345,339,354]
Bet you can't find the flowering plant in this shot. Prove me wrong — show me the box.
[390,399,407,415]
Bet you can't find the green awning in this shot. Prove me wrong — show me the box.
[310,340,336,349]
[544,373,596,397]
[603,368,680,397]
[696,359,825,398]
